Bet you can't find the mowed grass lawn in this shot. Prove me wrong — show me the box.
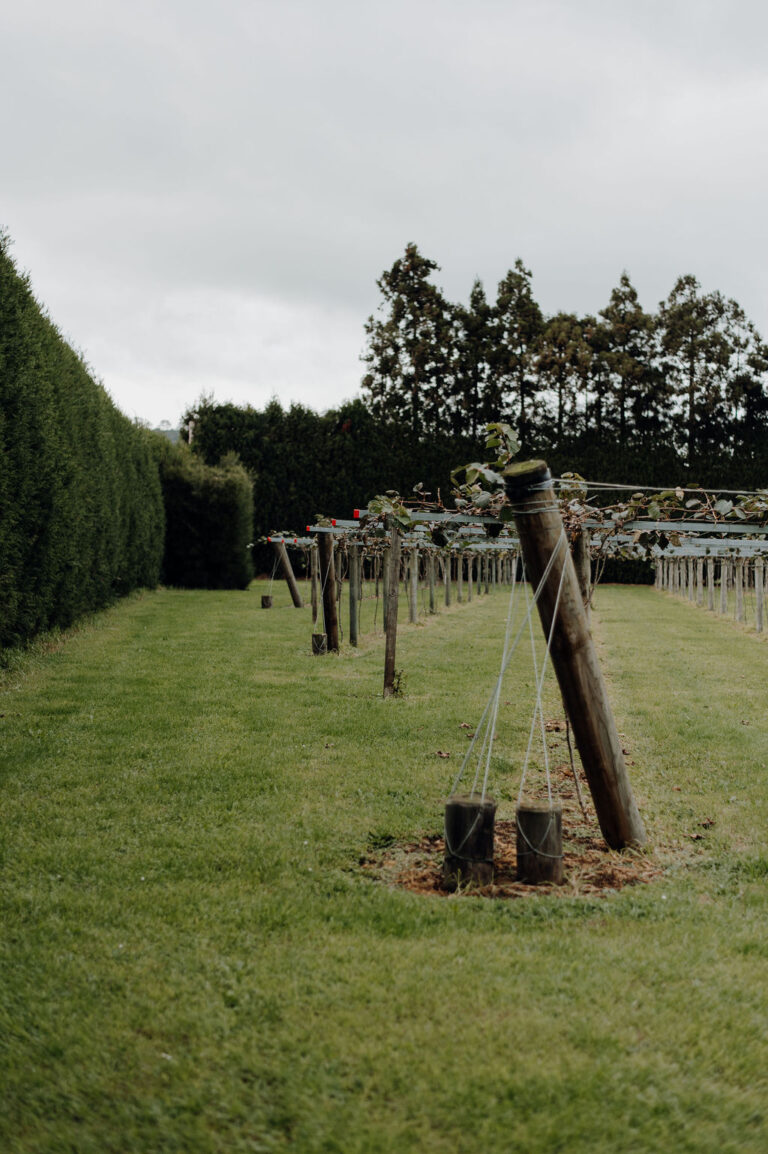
[1,580,767,1153]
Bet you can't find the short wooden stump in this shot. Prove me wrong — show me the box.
[261,595,273,609]
[311,632,328,655]
[442,793,496,890]
[516,802,563,884]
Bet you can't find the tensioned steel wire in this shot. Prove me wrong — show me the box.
[449,527,569,805]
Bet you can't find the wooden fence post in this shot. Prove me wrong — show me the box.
[444,554,452,607]
[756,558,764,633]
[572,528,592,627]
[720,561,728,615]
[505,460,646,850]
[383,524,401,697]
[271,539,304,608]
[382,547,390,626]
[457,553,463,602]
[467,553,473,601]
[408,547,419,624]
[735,558,745,623]
[696,558,704,607]
[349,542,360,647]
[310,544,319,627]
[706,557,715,611]
[428,552,436,614]
[317,533,340,652]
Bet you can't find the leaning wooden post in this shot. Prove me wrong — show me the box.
[505,460,646,850]
[571,527,592,627]
[383,523,401,698]
[271,539,304,608]
[317,532,340,652]
[349,542,360,647]
[408,547,419,624]
[755,558,764,633]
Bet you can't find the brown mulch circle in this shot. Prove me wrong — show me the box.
[360,759,664,900]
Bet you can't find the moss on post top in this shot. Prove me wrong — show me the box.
[503,459,551,496]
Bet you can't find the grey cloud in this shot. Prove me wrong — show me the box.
[2,0,768,424]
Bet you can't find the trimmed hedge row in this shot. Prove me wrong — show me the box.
[0,237,165,649]
[153,441,254,590]
[597,557,655,585]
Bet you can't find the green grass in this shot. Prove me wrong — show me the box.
[2,579,768,1152]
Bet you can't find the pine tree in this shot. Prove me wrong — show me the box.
[453,279,495,439]
[599,273,661,448]
[361,244,456,437]
[658,275,732,462]
[493,259,544,447]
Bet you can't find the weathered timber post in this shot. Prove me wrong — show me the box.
[382,547,390,626]
[457,553,464,602]
[687,558,694,601]
[383,523,401,698]
[504,460,646,850]
[336,545,344,620]
[467,553,473,601]
[443,794,496,890]
[271,539,304,608]
[736,558,745,623]
[444,554,452,607]
[349,542,360,647]
[707,557,715,611]
[310,545,319,626]
[571,528,592,627]
[755,558,764,633]
[428,553,436,614]
[696,558,704,606]
[720,561,728,615]
[484,554,490,594]
[317,532,340,652]
[408,547,419,624]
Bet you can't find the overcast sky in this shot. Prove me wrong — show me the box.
[3,0,768,428]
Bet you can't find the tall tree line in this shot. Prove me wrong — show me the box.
[362,244,768,483]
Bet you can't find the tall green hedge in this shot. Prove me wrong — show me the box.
[154,442,254,589]
[0,236,165,649]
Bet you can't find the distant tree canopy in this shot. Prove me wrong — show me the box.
[185,245,768,571]
[361,245,768,485]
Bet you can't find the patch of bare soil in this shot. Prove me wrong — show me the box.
[360,759,663,900]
